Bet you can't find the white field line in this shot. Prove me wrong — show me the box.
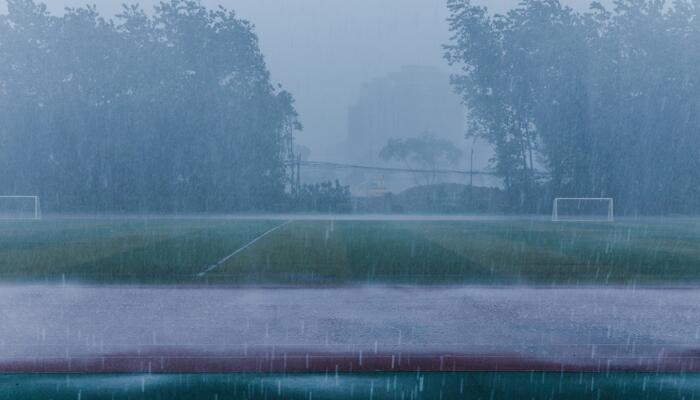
[197,220,292,277]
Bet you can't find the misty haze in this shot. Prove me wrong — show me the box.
[1,0,699,398]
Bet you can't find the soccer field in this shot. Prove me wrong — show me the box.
[3,215,700,399]
[1,216,700,285]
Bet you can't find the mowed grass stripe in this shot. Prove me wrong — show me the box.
[0,219,281,283]
[197,220,293,277]
[208,220,356,283]
[2,217,700,284]
[206,219,700,285]
[392,220,700,283]
[207,220,553,284]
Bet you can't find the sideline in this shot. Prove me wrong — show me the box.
[196,220,292,277]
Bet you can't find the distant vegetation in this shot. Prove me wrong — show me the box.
[0,0,299,212]
[3,0,698,216]
[294,180,352,213]
[352,184,504,214]
[392,183,503,214]
[379,133,462,185]
[345,65,468,167]
[446,0,700,214]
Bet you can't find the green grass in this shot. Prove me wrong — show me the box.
[0,218,279,283]
[2,217,700,285]
[2,372,699,399]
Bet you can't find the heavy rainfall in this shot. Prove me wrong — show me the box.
[1,0,700,399]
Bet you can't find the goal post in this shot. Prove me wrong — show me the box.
[552,197,613,222]
[0,196,41,220]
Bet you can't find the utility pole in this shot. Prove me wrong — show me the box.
[470,148,474,188]
[285,120,296,196]
[469,147,474,208]
[296,154,301,195]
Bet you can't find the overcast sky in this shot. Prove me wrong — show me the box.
[2,0,597,161]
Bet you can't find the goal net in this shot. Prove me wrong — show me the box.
[0,196,41,220]
[552,198,613,222]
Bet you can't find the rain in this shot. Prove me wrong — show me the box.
[1,0,700,399]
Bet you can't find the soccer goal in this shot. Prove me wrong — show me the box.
[0,196,41,220]
[552,198,613,222]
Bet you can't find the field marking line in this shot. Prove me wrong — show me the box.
[197,220,293,277]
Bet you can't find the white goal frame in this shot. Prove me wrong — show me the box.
[552,197,613,222]
[0,196,41,220]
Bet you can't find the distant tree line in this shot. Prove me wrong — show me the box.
[379,133,462,185]
[0,0,300,212]
[446,0,700,214]
[391,183,503,214]
[294,181,352,213]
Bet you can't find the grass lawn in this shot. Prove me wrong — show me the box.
[0,218,279,283]
[1,216,700,285]
[2,372,699,399]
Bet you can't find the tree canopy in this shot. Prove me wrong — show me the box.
[379,133,462,185]
[446,0,700,214]
[0,0,300,212]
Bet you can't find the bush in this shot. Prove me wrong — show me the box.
[294,181,352,213]
[394,183,505,214]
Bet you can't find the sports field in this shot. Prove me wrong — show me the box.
[3,215,700,399]
[1,216,700,285]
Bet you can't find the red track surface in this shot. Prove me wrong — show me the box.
[3,349,700,373]
[2,285,699,373]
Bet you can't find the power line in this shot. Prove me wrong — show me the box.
[287,160,499,176]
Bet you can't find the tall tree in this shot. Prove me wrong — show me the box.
[0,0,300,212]
[446,0,700,214]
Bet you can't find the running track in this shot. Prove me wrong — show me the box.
[1,285,699,373]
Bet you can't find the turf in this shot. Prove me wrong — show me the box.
[2,217,700,285]
[2,372,698,399]
[0,218,279,283]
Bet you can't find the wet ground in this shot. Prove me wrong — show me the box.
[1,284,698,373]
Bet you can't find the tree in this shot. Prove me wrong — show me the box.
[0,0,300,212]
[345,66,467,166]
[445,0,700,214]
[295,180,351,213]
[379,133,462,184]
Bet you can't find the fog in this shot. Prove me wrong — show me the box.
[5,0,698,215]
[3,1,700,396]
[0,0,596,164]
